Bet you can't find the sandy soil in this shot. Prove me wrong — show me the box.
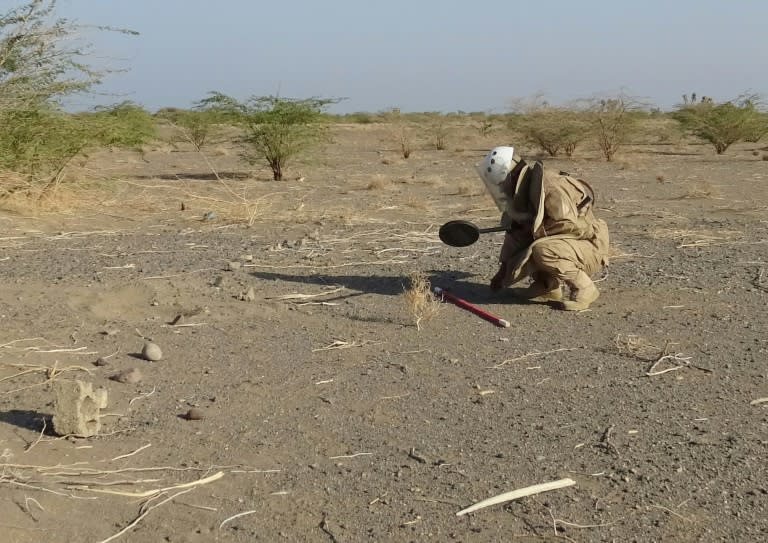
[1,124,767,542]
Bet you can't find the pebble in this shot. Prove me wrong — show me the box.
[184,408,204,421]
[94,357,109,366]
[227,261,242,271]
[110,367,143,384]
[142,341,163,361]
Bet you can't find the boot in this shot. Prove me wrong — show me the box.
[511,275,563,302]
[559,271,600,311]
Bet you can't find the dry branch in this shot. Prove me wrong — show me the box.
[219,510,257,530]
[70,470,224,498]
[95,488,194,543]
[491,348,578,369]
[456,478,576,516]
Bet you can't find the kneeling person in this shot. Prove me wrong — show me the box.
[477,146,610,311]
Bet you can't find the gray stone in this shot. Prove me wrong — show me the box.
[142,341,162,361]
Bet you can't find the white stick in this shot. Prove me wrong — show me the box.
[75,471,224,498]
[95,488,193,543]
[750,397,768,405]
[110,444,151,462]
[219,510,257,530]
[456,478,576,516]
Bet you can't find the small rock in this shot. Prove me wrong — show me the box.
[202,211,218,221]
[184,408,204,421]
[94,357,109,367]
[241,254,253,262]
[227,261,242,271]
[141,342,163,361]
[110,368,143,384]
[239,287,256,302]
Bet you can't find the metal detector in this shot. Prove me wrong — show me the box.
[438,220,509,247]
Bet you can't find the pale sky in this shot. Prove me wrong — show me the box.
[54,0,768,113]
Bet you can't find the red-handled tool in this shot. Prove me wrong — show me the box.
[433,286,510,328]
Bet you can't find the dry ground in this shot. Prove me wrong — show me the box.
[1,123,767,542]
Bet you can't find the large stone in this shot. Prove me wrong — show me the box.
[52,380,108,437]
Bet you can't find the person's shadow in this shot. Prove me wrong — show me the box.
[250,269,525,305]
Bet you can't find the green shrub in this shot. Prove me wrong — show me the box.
[0,102,155,198]
[671,95,767,153]
[518,108,589,157]
[156,108,225,150]
[198,92,338,180]
[1,0,137,112]
[586,95,641,161]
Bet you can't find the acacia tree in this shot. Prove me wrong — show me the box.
[1,0,137,111]
[585,94,641,161]
[509,95,589,157]
[198,92,338,180]
[0,1,146,199]
[672,94,768,153]
[155,108,225,151]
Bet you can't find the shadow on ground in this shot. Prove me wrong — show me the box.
[250,269,527,306]
[0,409,51,433]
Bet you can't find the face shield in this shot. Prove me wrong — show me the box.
[475,146,517,212]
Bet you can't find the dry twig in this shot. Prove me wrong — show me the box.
[491,348,578,369]
[219,510,257,530]
[456,478,576,516]
[95,488,194,543]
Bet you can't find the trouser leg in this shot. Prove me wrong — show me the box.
[530,239,602,310]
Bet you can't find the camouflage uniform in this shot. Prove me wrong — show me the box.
[493,160,609,310]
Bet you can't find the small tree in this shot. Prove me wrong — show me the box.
[0,1,143,201]
[380,107,413,158]
[0,102,154,198]
[510,95,588,157]
[88,101,155,148]
[427,113,449,150]
[1,0,137,112]
[585,94,640,161]
[198,92,337,180]
[156,108,224,151]
[672,95,767,154]
[742,111,768,143]
[517,107,589,157]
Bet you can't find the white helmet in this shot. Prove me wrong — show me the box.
[475,146,518,212]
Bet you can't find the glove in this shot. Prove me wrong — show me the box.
[490,262,508,291]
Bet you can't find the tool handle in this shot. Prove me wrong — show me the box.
[476,225,511,234]
[433,287,510,328]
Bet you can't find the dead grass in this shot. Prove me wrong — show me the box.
[419,174,445,188]
[675,180,722,199]
[616,155,647,171]
[644,225,741,246]
[366,175,393,190]
[402,271,441,330]
[0,169,118,215]
[403,196,431,211]
[454,182,481,196]
[614,333,659,359]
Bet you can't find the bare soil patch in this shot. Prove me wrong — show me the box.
[1,125,767,542]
